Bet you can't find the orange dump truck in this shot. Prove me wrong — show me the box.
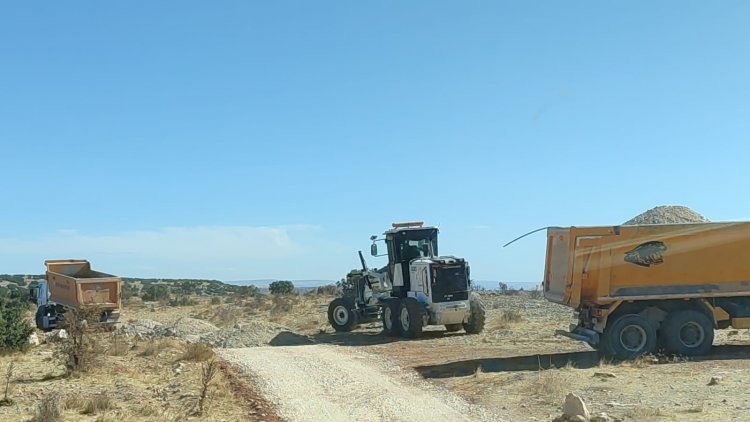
[544,222,750,358]
[31,260,122,330]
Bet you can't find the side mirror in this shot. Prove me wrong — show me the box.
[370,243,378,256]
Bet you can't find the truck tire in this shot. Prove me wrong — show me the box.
[35,306,46,330]
[463,293,486,334]
[444,324,463,332]
[382,299,401,337]
[399,298,424,339]
[327,298,357,332]
[659,310,714,357]
[602,314,657,359]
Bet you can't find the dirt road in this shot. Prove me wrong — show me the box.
[219,345,502,422]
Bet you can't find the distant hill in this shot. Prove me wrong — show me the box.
[473,280,541,291]
[229,279,336,288]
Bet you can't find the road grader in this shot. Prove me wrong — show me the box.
[327,222,485,338]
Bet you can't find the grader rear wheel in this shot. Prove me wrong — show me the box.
[463,293,486,334]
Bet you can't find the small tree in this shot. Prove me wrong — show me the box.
[195,359,218,416]
[57,307,102,375]
[0,362,14,406]
[269,280,295,295]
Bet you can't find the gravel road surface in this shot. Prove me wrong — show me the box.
[219,345,500,422]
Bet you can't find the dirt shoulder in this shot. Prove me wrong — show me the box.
[0,332,280,422]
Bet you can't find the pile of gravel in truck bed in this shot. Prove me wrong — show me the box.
[624,205,710,225]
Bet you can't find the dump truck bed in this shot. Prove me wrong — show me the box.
[45,259,122,310]
[543,222,750,309]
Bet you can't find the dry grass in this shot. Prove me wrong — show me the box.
[626,355,659,368]
[627,406,668,421]
[526,370,568,403]
[212,305,241,327]
[106,333,130,357]
[138,339,170,357]
[179,343,215,362]
[500,308,524,323]
[269,295,296,319]
[32,393,62,422]
[81,393,115,415]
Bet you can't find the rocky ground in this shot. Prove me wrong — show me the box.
[5,289,750,421]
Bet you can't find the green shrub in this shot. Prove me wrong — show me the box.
[0,302,34,352]
[169,295,197,307]
[269,280,295,295]
[234,285,259,297]
[141,284,170,301]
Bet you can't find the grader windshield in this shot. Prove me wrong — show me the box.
[387,228,439,263]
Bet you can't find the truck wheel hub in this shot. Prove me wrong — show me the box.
[679,322,704,348]
[333,306,349,325]
[619,324,647,352]
[400,307,410,330]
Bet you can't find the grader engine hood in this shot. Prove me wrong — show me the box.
[427,257,470,302]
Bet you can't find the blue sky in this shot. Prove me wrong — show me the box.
[2,2,749,283]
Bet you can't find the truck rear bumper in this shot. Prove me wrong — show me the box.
[106,310,121,323]
[555,325,600,345]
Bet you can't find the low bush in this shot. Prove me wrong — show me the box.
[33,393,62,422]
[501,308,524,323]
[179,343,215,362]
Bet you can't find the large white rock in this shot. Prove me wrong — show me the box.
[562,392,590,421]
[28,332,40,346]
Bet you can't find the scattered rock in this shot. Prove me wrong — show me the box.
[591,413,612,422]
[119,317,310,348]
[728,330,739,336]
[562,392,590,421]
[593,372,617,379]
[709,376,723,386]
[28,332,40,346]
[605,401,625,407]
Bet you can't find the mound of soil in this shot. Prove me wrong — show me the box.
[624,206,709,225]
[200,321,312,348]
[119,318,311,348]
